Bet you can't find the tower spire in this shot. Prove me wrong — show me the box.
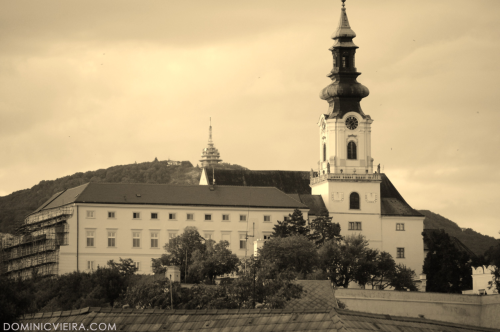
[200,118,222,167]
[209,117,212,143]
[320,0,369,119]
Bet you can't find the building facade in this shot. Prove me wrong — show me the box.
[0,183,307,278]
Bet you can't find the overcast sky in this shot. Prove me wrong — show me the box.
[1,0,499,239]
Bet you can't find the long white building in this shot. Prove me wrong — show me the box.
[0,183,307,278]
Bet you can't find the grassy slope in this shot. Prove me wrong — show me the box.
[420,209,499,257]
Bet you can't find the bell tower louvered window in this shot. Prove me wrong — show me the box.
[347,141,357,160]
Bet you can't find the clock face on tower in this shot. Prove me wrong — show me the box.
[346,117,358,130]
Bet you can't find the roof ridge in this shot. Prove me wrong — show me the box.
[335,308,500,331]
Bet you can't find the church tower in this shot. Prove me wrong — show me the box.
[200,118,222,167]
[311,0,382,221]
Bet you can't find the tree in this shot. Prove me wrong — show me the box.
[258,234,318,277]
[308,216,341,247]
[318,234,370,288]
[423,230,473,293]
[390,264,418,291]
[229,259,303,309]
[189,240,240,283]
[107,258,138,276]
[483,242,500,292]
[0,275,31,324]
[152,227,206,282]
[271,209,309,238]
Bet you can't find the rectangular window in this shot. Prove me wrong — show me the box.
[222,233,231,245]
[205,214,212,221]
[239,215,247,222]
[264,215,271,222]
[169,213,176,220]
[187,213,194,220]
[222,214,230,221]
[151,232,159,248]
[86,231,95,247]
[348,222,362,230]
[86,210,95,218]
[284,216,290,221]
[87,261,95,271]
[108,212,115,218]
[133,232,141,248]
[134,262,141,271]
[397,248,405,258]
[204,233,213,241]
[107,231,116,247]
[396,223,405,231]
[239,234,246,249]
[263,233,272,241]
[151,213,158,219]
[133,212,141,219]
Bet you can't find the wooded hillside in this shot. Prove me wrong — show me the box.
[420,210,499,257]
[0,160,247,234]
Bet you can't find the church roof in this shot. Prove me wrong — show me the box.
[31,183,308,213]
[204,168,312,195]
[202,169,422,217]
[287,194,329,217]
[379,173,423,217]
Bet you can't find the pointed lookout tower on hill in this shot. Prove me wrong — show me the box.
[200,118,222,167]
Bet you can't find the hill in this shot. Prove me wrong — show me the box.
[0,160,247,234]
[420,210,500,257]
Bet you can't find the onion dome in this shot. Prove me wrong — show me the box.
[319,0,369,116]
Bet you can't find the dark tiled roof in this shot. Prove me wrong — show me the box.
[35,183,308,212]
[287,194,329,216]
[285,280,337,310]
[380,173,423,217]
[204,168,312,194]
[21,307,500,332]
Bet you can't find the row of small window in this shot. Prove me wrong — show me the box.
[347,222,405,231]
[86,230,164,248]
[86,210,273,223]
[86,230,250,250]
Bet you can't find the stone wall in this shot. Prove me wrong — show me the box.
[335,288,500,329]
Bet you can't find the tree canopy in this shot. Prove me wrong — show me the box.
[189,240,240,283]
[423,230,473,293]
[258,234,318,277]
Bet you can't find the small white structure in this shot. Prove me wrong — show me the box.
[463,265,498,295]
[166,266,181,283]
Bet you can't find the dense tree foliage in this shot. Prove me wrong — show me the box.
[308,216,341,247]
[258,235,318,277]
[152,227,206,282]
[0,275,31,324]
[482,242,500,292]
[271,209,309,238]
[189,240,240,283]
[423,230,473,293]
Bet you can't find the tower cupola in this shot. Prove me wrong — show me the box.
[320,0,369,119]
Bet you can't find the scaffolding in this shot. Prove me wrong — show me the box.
[0,206,72,279]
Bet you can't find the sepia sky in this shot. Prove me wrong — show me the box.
[1,0,499,239]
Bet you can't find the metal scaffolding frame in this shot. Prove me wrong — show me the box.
[0,206,72,279]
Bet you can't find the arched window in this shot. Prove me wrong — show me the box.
[323,143,327,162]
[347,141,357,160]
[342,56,347,68]
[350,192,360,210]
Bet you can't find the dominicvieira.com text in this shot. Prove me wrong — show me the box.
[4,323,117,331]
